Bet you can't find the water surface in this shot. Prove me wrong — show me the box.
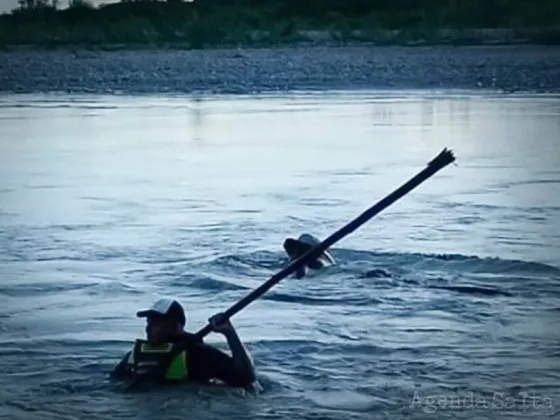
[0,91,559,419]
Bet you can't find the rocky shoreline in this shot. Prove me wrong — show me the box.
[1,44,559,95]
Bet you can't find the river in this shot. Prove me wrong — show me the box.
[0,90,559,419]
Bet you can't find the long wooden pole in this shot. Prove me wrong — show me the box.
[195,148,456,339]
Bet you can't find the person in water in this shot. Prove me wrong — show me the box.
[283,233,335,279]
[111,298,256,388]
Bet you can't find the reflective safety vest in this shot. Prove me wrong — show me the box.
[126,339,189,383]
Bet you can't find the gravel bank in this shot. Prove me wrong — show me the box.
[1,45,559,94]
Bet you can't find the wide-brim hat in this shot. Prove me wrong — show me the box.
[283,234,335,269]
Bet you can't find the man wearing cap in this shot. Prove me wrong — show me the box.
[283,233,336,279]
[111,298,256,388]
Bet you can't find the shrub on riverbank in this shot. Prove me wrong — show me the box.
[1,0,559,48]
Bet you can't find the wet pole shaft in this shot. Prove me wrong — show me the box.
[195,148,456,339]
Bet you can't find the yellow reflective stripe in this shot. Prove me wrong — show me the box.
[165,351,188,380]
[140,343,173,353]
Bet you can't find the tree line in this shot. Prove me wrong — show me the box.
[1,0,558,47]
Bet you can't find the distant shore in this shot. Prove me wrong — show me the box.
[1,0,559,94]
[1,44,559,95]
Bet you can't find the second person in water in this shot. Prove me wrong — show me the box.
[283,233,335,278]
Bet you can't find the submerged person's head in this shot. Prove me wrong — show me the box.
[283,234,316,259]
[136,298,186,344]
[283,233,335,278]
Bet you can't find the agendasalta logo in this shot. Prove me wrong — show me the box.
[410,390,554,416]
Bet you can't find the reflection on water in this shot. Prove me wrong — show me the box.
[1,90,559,264]
[190,95,204,143]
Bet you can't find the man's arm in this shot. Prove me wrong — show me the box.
[194,313,256,387]
[222,326,255,381]
[193,343,255,387]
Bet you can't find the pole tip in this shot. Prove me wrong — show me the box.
[428,148,456,168]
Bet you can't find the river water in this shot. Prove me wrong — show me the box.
[0,91,559,420]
